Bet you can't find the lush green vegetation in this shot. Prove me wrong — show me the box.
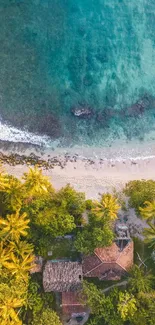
[0,167,155,325]
[82,271,155,325]
[0,166,77,325]
[75,194,120,254]
[82,179,155,325]
[123,179,155,213]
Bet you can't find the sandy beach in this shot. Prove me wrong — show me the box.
[3,152,155,199]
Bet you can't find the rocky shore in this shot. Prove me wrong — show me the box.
[0,151,55,169]
[1,137,155,200]
[0,150,101,171]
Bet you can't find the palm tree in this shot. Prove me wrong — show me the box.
[3,252,34,282]
[23,166,53,196]
[143,223,155,249]
[0,242,12,269]
[0,297,23,324]
[92,194,120,222]
[9,241,34,259]
[0,176,23,210]
[1,320,22,325]
[0,211,30,243]
[139,201,155,224]
[128,265,153,293]
[117,291,137,321]
[0,284,23,325]
[0,166,9,191]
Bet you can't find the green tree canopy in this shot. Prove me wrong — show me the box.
[0,173,23,215]
[124,180,155,213]
[143,223,155,249]
[82,281,124,325]
[92,194,120,222]
[75,225,114,254]
[128,265,153,294]
[0,241,12,268]
[132,291,155,325]
[75,194,117,254]
[139,201,155,223]
[32,308,62,325]
[0,283,24,325]
[0,176,23,211]
[82,277,155,325]
[55,184,86,220]
[34,206,76,237]
[3,252,34,282]
[117,291,137,321]
[23,184,84,248]
[23,166,54,196]
[22,277,55,325]
[0,211,30,243]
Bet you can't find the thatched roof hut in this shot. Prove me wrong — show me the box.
[43,261,83,292]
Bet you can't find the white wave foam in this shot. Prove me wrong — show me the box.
[1,119,155,162]
[58,142,155,162]
[77,154,155,162]
[0,119,52,147]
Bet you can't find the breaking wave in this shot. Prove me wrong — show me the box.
[0,119,52,147]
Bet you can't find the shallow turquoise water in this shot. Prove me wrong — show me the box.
[0,0,155,147]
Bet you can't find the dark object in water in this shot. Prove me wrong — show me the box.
[96,107,116,124]
[71,94,154,123]
[123,94,152,117]
[71,106,94,118]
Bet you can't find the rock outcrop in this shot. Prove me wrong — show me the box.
[71,106,94,118]
[123,94,152,117]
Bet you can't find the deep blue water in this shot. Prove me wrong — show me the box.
[1,0,155,147]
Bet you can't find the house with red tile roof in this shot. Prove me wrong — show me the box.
[42,224,134,321]
[82,240,133,280]
[61,292,88,318]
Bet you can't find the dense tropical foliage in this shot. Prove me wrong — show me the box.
[0,167,155,325]
[124,179,155,213]
[75,194,120,254]
[0,166,63,325]
[82,275,155,325]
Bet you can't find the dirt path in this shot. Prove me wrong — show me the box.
[102,280,128,293]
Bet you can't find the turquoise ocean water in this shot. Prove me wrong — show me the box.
[0,0,155,152]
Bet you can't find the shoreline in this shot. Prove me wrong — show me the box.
[1,146,155,199]
[1,135,155,161]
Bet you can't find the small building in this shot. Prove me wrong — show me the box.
[82,241,133,280]
[61,291,87,318]
[43,261,83,292]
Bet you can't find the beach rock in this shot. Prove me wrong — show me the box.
[71,106,94,118]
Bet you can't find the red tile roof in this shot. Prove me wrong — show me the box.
[95,241,134,270]
[83,241,133,280]
[95,243,120,263]
[61,292,87,316]
[82,254,101,275]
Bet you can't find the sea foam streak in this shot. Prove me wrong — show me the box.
[0,119,51,147]
[1,118,155,162]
